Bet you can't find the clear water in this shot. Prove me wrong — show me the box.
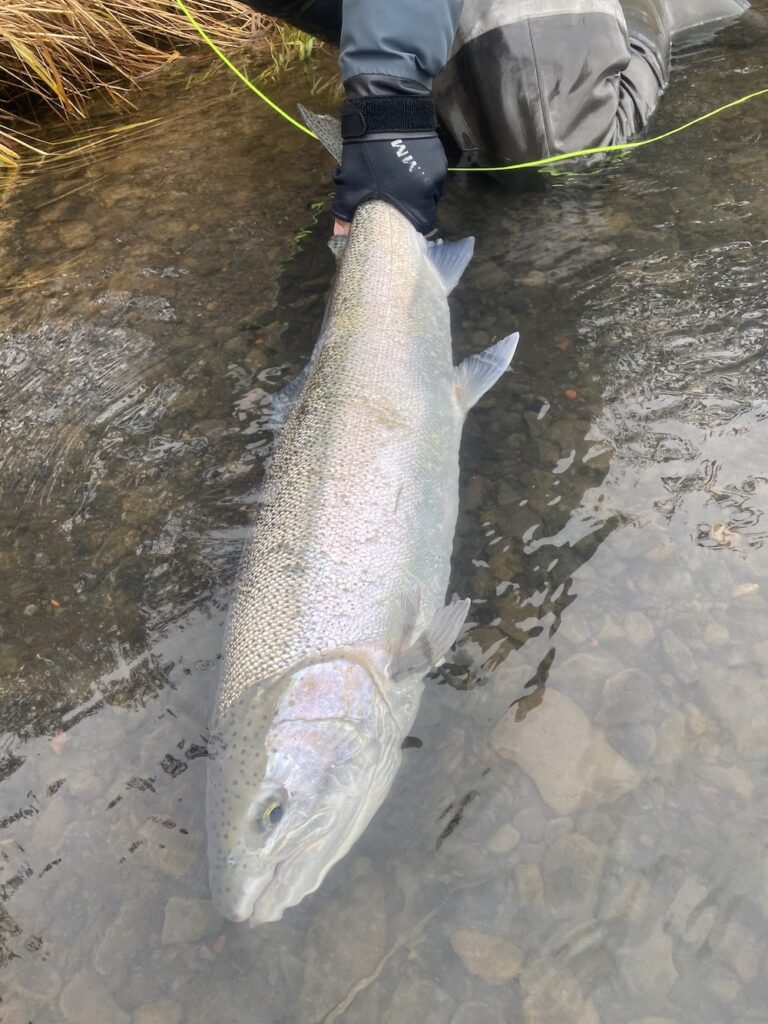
[1,15,768,1024]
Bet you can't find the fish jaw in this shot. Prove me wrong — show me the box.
[207,655,411,924]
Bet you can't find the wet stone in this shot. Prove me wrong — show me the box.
[516,864,544,908]
[60,970,131,1024]
[512,804,548,842]
[490,688,641,815]
[597,669,657,727]
[666,876,708,935]
[382,977,456,1024]
[487,823,521,854]
[601,872,650,923]
[521,965,600,1024]
[299,869,389,1020]
[450,1003,507,1024]
[137,819,198,878]
[652,713,687,766]
[699,667,768,757]
[694,762,753,800]
[161,897,220,945]
[132,999,183,1024]
[683,906,716,949]
[705,967,742,1005]
[0,998,34,1024]
[661,630,697,682]
[7,957,62,1002]
[59,220,97,249]
[619,923,678,1000]
[542,833,605,919]
[629,1019,682,1024]
[710,918,764,984]
[623,611,655,647]
[449,929,524,985]
[95,898,156,977]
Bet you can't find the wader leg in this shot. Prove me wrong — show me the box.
[234,0,342,43]
[434,0,675,169]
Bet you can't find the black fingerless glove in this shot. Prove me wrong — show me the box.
[332,95,448,236]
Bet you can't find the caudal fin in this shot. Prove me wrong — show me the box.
[455,333,519,414]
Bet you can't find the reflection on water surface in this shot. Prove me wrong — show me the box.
[1,17,768,1024]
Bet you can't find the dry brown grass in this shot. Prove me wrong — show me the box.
[0,0,274,168]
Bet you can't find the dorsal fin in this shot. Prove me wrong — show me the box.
[298,104,342,164]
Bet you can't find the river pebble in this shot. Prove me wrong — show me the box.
[161,897,221,945]
[95,898,156,978]
[601,871,650,923]
[382,977,456,1024]
[520,965,600,1024]
[486,823,521,854]
[542,833,605,919]
[132,1001,184,1024]
[450,1002,507,1024]
[299,869,389,1020]
[449,929,524,984]
[666,876,708,935]
[710,918,764,984]
[490,689,641,815]
[6,957,61,1003]
[699,667,768,757]
[618,923,678,1000]
[59,970,131,1024]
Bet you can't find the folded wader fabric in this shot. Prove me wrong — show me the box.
[235,0,752,167]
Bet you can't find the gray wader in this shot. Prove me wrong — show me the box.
[236,0,752,167]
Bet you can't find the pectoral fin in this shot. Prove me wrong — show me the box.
[455,333,519,414]
[390,598,471,682]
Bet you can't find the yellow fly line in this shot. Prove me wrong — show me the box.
[176,0,767,173]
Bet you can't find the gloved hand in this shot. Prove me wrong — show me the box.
[332,94,448,236]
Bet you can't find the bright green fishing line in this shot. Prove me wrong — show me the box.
[176,0,766,172]
[175,0,318,139]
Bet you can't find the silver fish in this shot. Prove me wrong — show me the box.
[207,139,518,926]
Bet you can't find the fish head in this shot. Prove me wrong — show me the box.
[207,653,403,924]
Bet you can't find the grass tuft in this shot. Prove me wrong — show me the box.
[0,0,279,168]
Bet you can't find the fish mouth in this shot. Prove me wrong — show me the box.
[223,861,283,925]
[240,815,336,925]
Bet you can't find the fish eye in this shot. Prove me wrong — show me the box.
[263,801,283,828]
[254,792,287,832]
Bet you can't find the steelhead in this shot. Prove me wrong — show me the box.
[207,195,518,925]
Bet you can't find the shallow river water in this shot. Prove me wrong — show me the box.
[1,14,768,1024]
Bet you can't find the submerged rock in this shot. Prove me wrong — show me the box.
[490,689,641,814]
[382,977,456,1024]
[95,898,154,978]
[449,929,524,984]
[450,1003,507,1024]
[59,971,130,1024]
[666,876,708,936]
[521,965,600,1024]
[619,923,678,1000]
[542,833,605,919]
[486,823,521,854]
[132,1001,183,1024]
[161,897,220,945]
